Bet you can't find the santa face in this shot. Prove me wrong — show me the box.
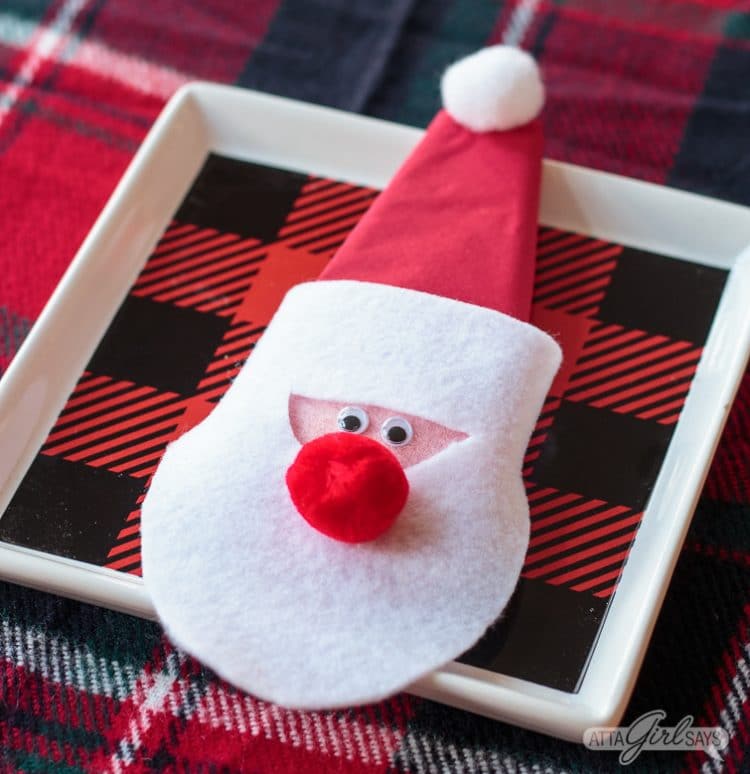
[285,394,470,543]
[141,281,561,708]
[289,394,469,469]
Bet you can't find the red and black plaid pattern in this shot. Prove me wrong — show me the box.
[1,1,749,772]
[515,228,724,605]
[15,209,707,614]
[1,150,731,739]
[13,166,376,578]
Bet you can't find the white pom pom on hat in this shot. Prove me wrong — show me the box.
[441,45,544,132]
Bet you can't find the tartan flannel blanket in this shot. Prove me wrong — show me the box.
[0,1,749,771]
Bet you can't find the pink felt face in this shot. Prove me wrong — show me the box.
[289,394,468,468]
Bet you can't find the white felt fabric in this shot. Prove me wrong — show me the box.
[441,45,544,132]
[142,280,561,708]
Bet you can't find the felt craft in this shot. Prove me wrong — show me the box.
[142,44,562,709]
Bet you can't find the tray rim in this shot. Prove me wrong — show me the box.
[0,83,749,742]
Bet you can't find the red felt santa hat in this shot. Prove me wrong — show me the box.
[320,45,545,322]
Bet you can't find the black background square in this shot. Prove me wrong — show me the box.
[460,579,607,692]
[175,153,308,242]
[596,248,726,345]
[87,295,229,395]
[534,400,674,510]
[0,456,143,565]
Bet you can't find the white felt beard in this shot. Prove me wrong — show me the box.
[142,280,562,708]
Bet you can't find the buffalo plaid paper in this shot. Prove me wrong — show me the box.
[0,1,749,772]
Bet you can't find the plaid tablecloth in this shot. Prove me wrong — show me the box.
[0,1,749,771]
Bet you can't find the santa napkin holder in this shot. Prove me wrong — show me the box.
[0,50,747,742]
[143,46,563,709]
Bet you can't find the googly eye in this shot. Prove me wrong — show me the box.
[337,406,369,434]
[381,417,413,446]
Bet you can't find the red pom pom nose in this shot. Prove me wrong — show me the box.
[286,433,409,543]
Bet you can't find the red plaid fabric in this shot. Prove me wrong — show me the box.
[0,1,749,771]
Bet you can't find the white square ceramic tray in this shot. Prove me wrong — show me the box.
[0,84,749,742]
